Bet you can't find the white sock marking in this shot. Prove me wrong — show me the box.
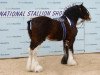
[26,47,43,72]
[67,49,77,65]
[26,48,32,71]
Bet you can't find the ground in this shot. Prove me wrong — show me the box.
[0,53,100,75]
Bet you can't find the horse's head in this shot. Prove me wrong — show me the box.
[78,4,91,21]
[63,4,91,21]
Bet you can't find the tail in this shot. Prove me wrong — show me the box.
[27,20,32,38]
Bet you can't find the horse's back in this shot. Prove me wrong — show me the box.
[30,16,63,41]
[30,16,53,41]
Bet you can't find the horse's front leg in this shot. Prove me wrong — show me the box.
[61,40,77,65]
[69,37,75,53]
[61,40,69,64]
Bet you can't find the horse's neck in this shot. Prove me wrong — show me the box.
[61,15,79,27]
[67,16,78,27]
[72,17,78,25]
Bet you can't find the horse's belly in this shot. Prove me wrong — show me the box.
[47,34,62,41]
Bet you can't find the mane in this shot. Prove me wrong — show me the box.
[62,5,79,19]
[65,4,78,10]
[66,5,78,11]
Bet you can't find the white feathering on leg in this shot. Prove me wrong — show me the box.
[26,48,33,71]
[31,48,43,72]
[67,49,77,65]
[26,47,43,72]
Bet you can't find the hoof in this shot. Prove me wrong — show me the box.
[34,65,43,73]
[31,61,43,72]
[61,55,67,64]
[67,59,77,66]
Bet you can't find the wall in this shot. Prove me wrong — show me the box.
[0,0,100,58]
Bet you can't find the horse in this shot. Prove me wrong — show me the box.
[26,4,91,72]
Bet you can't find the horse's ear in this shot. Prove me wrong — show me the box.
[81,3,83,6]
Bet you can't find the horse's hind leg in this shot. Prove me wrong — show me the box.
[26,41,43,72]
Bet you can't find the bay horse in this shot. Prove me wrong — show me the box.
[26,4,91,72]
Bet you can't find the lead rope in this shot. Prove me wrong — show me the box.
[77,20,86,53]
[77,19,85,28]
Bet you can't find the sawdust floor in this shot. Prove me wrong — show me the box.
[0,53,100,75]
